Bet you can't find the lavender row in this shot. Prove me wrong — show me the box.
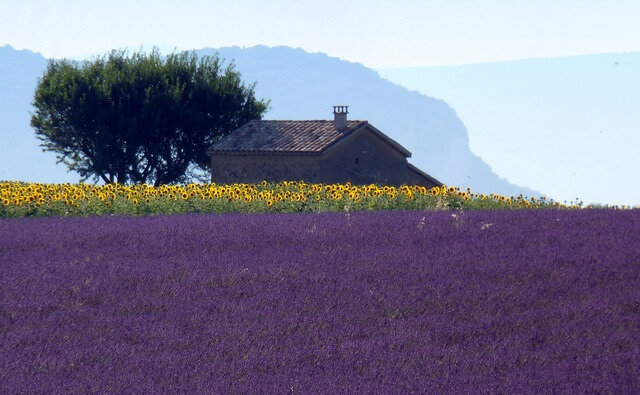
[1,209,639,392]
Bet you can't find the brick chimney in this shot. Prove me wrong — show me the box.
[333,105,348,130]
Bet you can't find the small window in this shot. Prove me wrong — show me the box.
[355,157,359,165]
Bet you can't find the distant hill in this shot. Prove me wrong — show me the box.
[0,45,80,183]
[377,52,640,206]
[0,44,540,198]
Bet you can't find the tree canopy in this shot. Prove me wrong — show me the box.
[31,48,269,185]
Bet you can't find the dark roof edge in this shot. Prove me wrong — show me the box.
[406,162,444,186]
[362,123,412,157]
[250,119,366,122]
[209,150,321,156]
[319,121,369,154]
[320,122,412,158]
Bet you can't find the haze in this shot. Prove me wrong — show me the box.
[2,0,640,68]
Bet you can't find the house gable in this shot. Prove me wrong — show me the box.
[318,125,410,185]
[319,123,411,158]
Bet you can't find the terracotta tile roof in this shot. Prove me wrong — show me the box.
[209,120,367,153]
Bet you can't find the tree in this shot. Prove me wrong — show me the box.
[31,48,269,185]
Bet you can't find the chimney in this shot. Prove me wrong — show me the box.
[333,105,348,130]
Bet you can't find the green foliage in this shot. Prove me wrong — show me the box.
[31,48,269,186]
[2,180,602,219]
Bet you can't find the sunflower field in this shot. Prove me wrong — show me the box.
[0,180,604,218]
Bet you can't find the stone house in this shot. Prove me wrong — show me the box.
[208,106,442,188]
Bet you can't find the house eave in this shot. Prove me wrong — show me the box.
[363,123,412,157]
[406,162,444,186]
[319,122,413,158]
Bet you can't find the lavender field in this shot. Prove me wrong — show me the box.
[1,209,639,392]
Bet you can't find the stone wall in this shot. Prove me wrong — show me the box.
[210,153,319,184]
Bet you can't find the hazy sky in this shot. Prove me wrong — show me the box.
[2,0,639,67]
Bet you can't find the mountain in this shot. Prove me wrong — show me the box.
[377,52,640,206]
[0,45,80,183]
[0,44,540,198]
